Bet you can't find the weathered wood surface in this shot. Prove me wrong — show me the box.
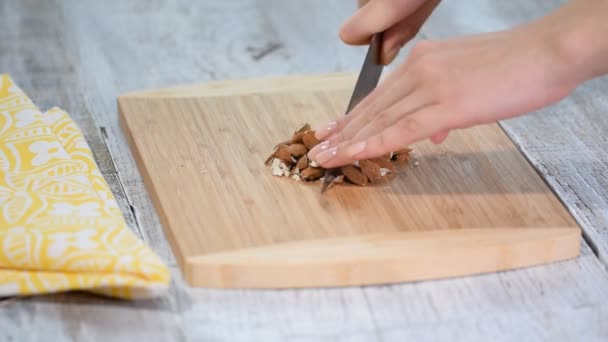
[1,0,607,341]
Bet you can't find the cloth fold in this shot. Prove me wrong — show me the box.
[0,74,170,299]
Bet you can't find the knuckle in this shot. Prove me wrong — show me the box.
[413,57,440,83]
[373,111,392,129]
[397,116,422,134]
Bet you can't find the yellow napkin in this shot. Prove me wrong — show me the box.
[0,74,170,299]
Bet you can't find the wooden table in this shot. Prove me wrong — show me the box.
[1,1,607,340]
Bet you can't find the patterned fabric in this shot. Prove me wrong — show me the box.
[0,74,170,299]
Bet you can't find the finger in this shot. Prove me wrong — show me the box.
[381,0,441,64]
[348,105,450,162]
[313,58,414,142]
[349,89,433,143]
[340,0,428,45]
[314,33,435,143]
[326,73,419,146]
[430,130,449,144]
[315,105,449,167]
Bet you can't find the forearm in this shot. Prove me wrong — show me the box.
[541,0,608,83]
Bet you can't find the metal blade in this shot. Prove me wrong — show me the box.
[344,33,384,114]
[320,173,336,193]
[320,32,384,193]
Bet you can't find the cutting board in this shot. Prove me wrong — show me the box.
[118,73,581,288]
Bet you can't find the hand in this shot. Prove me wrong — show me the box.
[344,0,441,64]
[308,3,602,169]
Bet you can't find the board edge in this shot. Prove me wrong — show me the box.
[117,98,191,270]
[117,72,357,99]
[183,227,581,289]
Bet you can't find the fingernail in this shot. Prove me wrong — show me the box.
[314,146,338,165]
[313,121,338,140]
[346,141,367,157]
[308,140,330,159]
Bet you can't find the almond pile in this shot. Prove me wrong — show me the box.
[265,123,412,187]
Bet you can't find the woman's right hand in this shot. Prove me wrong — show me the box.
[343,0,441,65]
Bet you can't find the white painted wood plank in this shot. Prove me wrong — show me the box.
[1,0,608,341]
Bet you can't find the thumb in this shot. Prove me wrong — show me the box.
[340,0,429,45]
[381,0,441,64]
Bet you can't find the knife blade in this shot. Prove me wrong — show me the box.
[320,32,385,193]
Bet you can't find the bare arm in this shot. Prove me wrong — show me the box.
[309,0,608,168]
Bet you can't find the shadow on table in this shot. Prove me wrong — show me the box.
[343,149,552,195]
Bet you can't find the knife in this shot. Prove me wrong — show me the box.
[320,32,385,193]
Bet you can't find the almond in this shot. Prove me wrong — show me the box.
[394,147,413,154]
[370,157,396,173]
[286,143,307,158]
[265,150,277,165]
[360,160,382,182]
[274,140,291,150]
[301,166,324,181]
[340,165,367,186]
[290,131,306,144]
[394,152,411,162]
[391,146,412,162]
[295,123,311,134]
[296,154,309,170]
[275,146,295,165]
[382,152,394,159]
[303,131,321,149]
[265,144,284,165]
[267,123,413,191]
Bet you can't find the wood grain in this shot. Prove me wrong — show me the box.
[187,228,580,288]
[2,0,608,340]
[119,74,580,288]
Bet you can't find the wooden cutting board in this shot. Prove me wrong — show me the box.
[118,73,581,289]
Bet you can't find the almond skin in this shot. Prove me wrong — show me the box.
[296,154,309,170]
[301,166,324,181]
[394,152,411,162]
[370,157,396,173]
[290,131,306,144]
[359,160,382,182]
[303,131,321,149]
[340,165,367,186]
[275,146,295,165]
[274,140,291,150]
[394,147,413,154]
[265,144,284,165]
[392,147,412,162]
[286,143,307,158]
[296,123,311,133]
[265,148,278,165]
